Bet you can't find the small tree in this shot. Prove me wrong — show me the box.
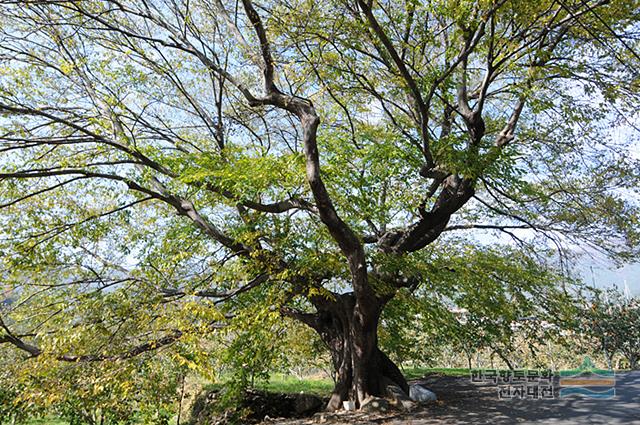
[581,288,640,370]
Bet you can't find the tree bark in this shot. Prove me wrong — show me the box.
[298,292,409,411]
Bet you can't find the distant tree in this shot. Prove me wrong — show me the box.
[380,246,577,371]
[1,0,639,411]
[581,288,640,370]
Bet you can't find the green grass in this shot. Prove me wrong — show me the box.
[261,367,473,395]
[255,372,334,395]
[207,368,469,397]
[218,368,470,396]
[402,366,471,380]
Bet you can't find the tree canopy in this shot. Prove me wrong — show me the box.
[1,0,639,414]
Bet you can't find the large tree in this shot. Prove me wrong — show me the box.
[1,0,639,411]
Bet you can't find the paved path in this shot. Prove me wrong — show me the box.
[509,371,639,425]
[407,371,640,424]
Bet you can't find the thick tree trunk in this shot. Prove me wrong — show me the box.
[303,293,408,411]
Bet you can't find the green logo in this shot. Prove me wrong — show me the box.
[559,357,615,398]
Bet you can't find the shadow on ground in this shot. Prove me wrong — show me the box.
[266,371,640,424]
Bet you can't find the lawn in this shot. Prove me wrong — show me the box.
[257,367,471,396]
[256,372,334,395]
[402,366,471,380]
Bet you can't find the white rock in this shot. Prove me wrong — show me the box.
[409,384,437,402]
[343,400,356,411]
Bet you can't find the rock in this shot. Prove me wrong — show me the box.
[294,393,324,415]
[342,400,356,411]
[360,396,390,413]
[385,383,415,410]
[313,412,327,423]
[409,384,437,403]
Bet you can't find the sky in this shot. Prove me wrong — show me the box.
[580,260,640,296]
[581,136,640,296]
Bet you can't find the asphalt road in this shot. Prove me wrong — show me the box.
[410,371,640,424]
[514,371,639,425]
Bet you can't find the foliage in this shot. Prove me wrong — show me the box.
[379,243,579,369]
[0,346,183,425]
[0,0,639,412]
[579,287,640,369]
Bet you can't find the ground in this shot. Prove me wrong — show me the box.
[264,371,640,425]
[23,369,640,424]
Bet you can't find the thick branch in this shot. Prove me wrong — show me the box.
[379,175,475,254]
[240,0,277,93]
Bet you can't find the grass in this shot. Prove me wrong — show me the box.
[200,367,469,398]
[256,367,471,396]
[253,367,470,396]
[403,366,471,380]
[256,372,334,395]
[212,367,470,396]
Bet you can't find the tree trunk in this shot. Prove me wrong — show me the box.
[625,352,639,370]
[300,292,409,411]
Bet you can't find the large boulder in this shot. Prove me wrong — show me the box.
[294,393,324,415]
[360,396,390,413]
[409,384,437,403]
